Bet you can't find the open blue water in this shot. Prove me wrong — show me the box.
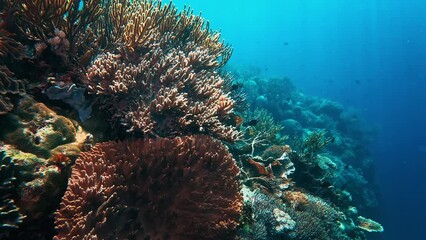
[173,1,426,239]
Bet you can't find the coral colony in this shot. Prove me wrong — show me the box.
[0,0,382,239]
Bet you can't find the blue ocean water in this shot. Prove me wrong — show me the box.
[173,0,426,239]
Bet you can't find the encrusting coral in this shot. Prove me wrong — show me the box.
[54,135,243,240]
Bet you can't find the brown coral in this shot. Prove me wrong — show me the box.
[54,135,242,240]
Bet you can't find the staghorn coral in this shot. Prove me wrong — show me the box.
[11,0,103,43]
[54,135,242,240]
[101,0,231,67]
[85,0,238,141]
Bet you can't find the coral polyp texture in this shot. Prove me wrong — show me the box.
[54,135,243,240]
[85,0,238,141]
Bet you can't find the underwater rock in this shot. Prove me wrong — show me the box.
[281,118,303,137]
[312,98,344,119]
[254,95,268,108]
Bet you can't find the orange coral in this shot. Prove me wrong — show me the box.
[248,158,270,176]
[282,191,309,208]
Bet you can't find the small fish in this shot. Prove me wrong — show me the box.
[284,42,288,46]
[248,128,255,136]
[231,83,242,91]
[246,119,258,126]
[344,164,350,170]
[234,115,243,128]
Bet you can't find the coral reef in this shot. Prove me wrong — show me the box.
[234,70,380,217]
[0,0,384,239]
[55,135,242,240]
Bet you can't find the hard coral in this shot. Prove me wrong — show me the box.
[85,0,238,141]
[55,135,242,240]
[1,97,78,158]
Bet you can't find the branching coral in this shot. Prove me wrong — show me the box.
[12,0,103,43]
[239,108,287,155]
[101,0,231,67]
[85,0,238,141]
[54,135,242,240]
[293,129,334,163]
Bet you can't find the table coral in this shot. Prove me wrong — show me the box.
[54,135,242,240]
